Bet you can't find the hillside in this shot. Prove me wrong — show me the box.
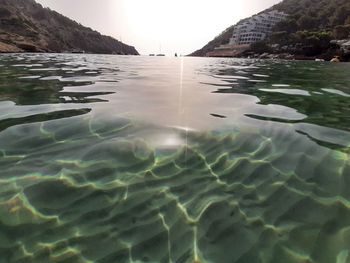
[273,0,350,30]
[0,0,139,54]
[190,0,350,57]
[190,25,235,57]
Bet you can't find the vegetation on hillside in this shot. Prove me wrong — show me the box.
[269,0,350,57]
[273,0,350,30]
[0,0,139,54]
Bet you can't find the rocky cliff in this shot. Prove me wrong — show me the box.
[0,0,139,54]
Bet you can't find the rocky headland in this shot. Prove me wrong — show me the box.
[190,0,350,61]
[0,0,139,55]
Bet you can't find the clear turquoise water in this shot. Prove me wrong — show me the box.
[0,54,349,263]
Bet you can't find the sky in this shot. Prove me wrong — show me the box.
[35,0,281,55]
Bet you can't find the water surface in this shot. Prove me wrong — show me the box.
[0,54,350,263]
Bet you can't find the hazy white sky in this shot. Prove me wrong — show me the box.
[36,0,281,55]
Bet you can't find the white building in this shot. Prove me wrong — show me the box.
[229,10,288,45]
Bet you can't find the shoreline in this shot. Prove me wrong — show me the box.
[0,51,140,56]
[189,53,350,62]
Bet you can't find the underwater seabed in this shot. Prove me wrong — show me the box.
[0,113,350,263]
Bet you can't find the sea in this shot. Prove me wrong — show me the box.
[0,53,349,263]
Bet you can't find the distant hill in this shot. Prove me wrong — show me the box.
[0,0,139,54]
[190,0,350,57]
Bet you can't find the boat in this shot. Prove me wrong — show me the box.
[156,43,165,56]
[149,54,155,56]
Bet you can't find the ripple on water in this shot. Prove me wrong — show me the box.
[260,88,311,96]
[18,75,42,79]
[272,84,291,87]
[0,54,349,263]
[248,79,267,83]
[29,67,60,71]
[322,88,350,97]
[246,103,307,122]
[40,76,62,81]
[253,74,269,78]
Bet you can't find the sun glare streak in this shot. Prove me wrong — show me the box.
[178,57,184,118]
[177,56,189,166]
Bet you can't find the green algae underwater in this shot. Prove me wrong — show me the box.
[0,54,350,263]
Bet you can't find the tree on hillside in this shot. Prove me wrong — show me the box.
[331,5,350,26]
[274,19,298,33]
[298,16,318,30]
[345,16,350,25]
[333,25,350,39]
